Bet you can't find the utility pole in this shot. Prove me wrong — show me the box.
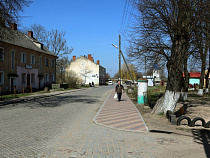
[119,34,121,81]
[145,56,146,76]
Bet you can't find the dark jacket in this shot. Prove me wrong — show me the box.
[115,84,124,93]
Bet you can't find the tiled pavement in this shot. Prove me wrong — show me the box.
[93,89,148,132]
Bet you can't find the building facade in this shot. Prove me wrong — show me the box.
[0,24,57,94]
[66,54,106,85]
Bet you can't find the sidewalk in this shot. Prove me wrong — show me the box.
[93,89,148,132]
[0,87,99,106]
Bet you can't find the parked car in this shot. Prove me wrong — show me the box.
[108,81,113,85]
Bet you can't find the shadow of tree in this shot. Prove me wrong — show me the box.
[192,129,210,158]
[22,95,99,108]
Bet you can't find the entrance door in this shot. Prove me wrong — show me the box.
[27,74,30,87]
[11,78,14,92]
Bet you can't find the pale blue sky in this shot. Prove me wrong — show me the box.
[20,0,135,77]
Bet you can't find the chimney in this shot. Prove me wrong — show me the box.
[28,31,33,38]
[11,23,17,30]
[88,54,91,60]
[97,60,100,65]
[73,56,76,60]
[91,57,94,62]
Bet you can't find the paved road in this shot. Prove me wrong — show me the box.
[0,85,207,158]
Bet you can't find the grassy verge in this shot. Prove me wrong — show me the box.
[0,85,91,101]
[125,86,166,114]
[147,86,165,102]
[0,93,34,101]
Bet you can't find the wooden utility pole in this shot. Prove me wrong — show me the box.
[119,34,121,80]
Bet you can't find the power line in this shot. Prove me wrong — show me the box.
[120,0,128,32]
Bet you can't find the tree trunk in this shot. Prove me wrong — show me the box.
[181,44,189,101]
[198,37,208,96]
[205,68,209,93]
[205,29,210,94]
[152,43,184,114]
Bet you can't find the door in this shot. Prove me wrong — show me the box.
[27,74,30,87]
[11,78,14,92]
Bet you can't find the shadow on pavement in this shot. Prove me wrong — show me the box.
[21,95,99,108]
[149,129,193,138]
[192,129,210,158]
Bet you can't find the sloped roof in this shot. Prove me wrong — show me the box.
[0,26,56,57]
[183,72,201,78]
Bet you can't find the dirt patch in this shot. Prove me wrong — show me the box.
[131,95,210,134]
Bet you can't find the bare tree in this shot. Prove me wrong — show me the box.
[0,0,31,40]
[0,0,31,26]
[46,29,73,58]
[56,57,70,84]
[21,24,47,43]
[193,1,210,96]
[21,24,74,84]
[105,73,111,80]
[128,0,198,114]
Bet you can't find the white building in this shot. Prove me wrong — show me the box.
[143,69,161,86]
[66,54,106,85]
[153,69,161,82]
[143,76,154,86]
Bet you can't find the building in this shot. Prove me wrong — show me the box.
[143,76,154,86]
[0,23,57,94]
[183,71,210,88]
[183,72,200,87]
[66,54,106,85]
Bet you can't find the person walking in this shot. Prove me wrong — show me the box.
[115,80,124,102]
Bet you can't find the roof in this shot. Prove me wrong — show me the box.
[0,26,56,57]
[71,56,98,65]
[183,72,201,78]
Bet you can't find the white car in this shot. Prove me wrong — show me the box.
[108,81,113,85]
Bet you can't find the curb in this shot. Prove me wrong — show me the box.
[93,89,149,133]
[0,87,90,106]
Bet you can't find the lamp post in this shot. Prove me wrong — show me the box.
[112,35,121,81]
[112,43,135,86]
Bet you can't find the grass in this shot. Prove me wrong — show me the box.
[0,84,92,101]
[147,86,166,103]
[125,86,166,108]
[0,93,34,101]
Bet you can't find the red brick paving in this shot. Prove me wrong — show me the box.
[94,89,148,132]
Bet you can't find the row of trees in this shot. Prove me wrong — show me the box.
[127,0,209,114]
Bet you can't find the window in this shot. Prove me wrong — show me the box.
[39,56,42,72]
[21,53,26,63]
[45,58,48,67]
[11,50,15,70]
[52,74,55,82]
[0,71,4,85]
[51,59,55,68]
[0,48,4,61]
[21,73,26,84]
[31,74,35,83]
[31,55,35,64]
[45,73,49,82]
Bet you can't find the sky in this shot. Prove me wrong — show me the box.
[19,0,135,77]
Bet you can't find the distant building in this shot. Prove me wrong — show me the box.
[66,54,106,85]
[153,69,161,82]
[0,23,57,94]
[143,76,154,86]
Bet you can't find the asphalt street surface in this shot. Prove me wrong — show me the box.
[0,85,207,158]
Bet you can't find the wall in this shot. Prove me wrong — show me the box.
[0,42,56,94]
[66,56,99,85]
